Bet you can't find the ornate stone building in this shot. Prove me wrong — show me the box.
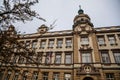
[0,8,120,80]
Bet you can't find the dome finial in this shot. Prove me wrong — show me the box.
[78,5,84,14]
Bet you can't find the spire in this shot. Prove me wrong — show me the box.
[78,5,84,14]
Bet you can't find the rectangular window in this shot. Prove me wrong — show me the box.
[26,41,30,48]
[13,71,19,80]
[108,36,116,45]
[5,70,12,80]
[0,70,4,79]
[81,52,91,63]
[97,36,105,45]
[66,39,72,48]
[48,40,54,48]
[40,40,46,49]
[36,52,43,64]
[81,37,89,45]
[43,72,48,80]
[22,71,28,80]
[13,55,18,63]
[53,73,60,80]
[64,73,71,80]
[55,53,61,64]
[106,73,115,80]
[18,55,25,64]
[45,52,52,64]
[57,39,63,48]
[32,41,37,49]
[32,71,38,80]
[65,53,72,64]
[113,51,120,63]
[101,51,110,63]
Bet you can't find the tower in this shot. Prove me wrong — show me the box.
[73,6,101,80]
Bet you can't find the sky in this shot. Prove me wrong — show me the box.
[14,0,120,33]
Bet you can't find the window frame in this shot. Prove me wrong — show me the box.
[81,51,92,63]
[65,53,72,64]
[101,51,110,63]
[81,36,89,45]
[66,38,72,48]
[106,73,115,80]
[55,53,61,64]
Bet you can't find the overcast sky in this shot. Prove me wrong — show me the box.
[14,0,120,33]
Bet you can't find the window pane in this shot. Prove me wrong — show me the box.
[45,52,52,64]
[108,36,116,44]
[101,51,110,63]
[0,70,4,79]
[53,73,60,80]
[13,71,19,80]
[40,40,46,49]
[65,54,71,64]
[57,39,63,48]
[43,72,48,80]
[48,40,54,48]
[22,71,28,80]
[64,73,71,80]
[66,39,72,48]
[32,71,38,80]
[32,41,37,49]
[55,54,61,64]
[81,52,91,63]
[97,37,105,45]
[106,73,115,80]
[114,52,120,63]
[5,70,12,80]
[81,37,89,45]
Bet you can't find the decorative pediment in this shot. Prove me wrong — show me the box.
[76,64,100,75]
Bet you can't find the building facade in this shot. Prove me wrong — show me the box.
[0,8,120,80]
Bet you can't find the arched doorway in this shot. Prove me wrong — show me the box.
[83,77,93,80]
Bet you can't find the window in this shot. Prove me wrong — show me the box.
[97,36,105,45]
[57,39,63,48]
[48,40,54,48]
[45,52,52,64]
[18,55,25,64]
[55,53,61,64]
[5,70,12,80]
[108,36,116,45]
[101,51,110,63]
[64,73,71,80]
[43,72,48,80]
[66,39,72,48]
[32,71,38,80]
[0,70,4,79]
[113,51,120,63]
[22,71,28,80]
[81,52,91,63]
[81,37,89,45]
[32,41,37,49]
[13,55,18,63]
[65,53,72,64]
[40,40,46,49]
[27,55,33,63]
[53,73,60,80]
[26,41,30,48]
[106,73,115,80]
[36,52,43,64]
[13,71,19,80]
